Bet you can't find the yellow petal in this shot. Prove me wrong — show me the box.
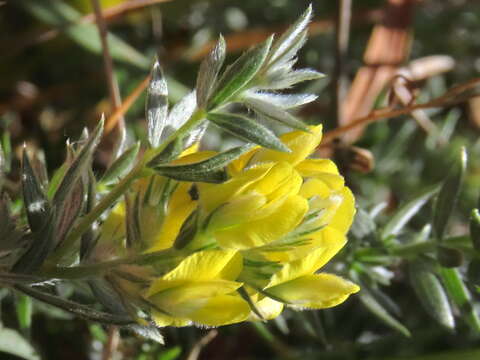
[209,193,267,229]
[250,125,322,166]
[152,310,192,327]
[198,163,273,213]
[296,159,339,177]
[251,296,284,321]
[164,249,242,282]
[267,273,359,309]
[215,195,308,250]
[189,295,250,326]
[99,202,126,244]
[147,279,242,307]
[266,230,346,287]
[328,187,356,234]
[146,182,197,252]
[228,146,259,175]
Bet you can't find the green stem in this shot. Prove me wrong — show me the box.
[42,248,188,280]
[49,108,206,265]
[389,236,471,257]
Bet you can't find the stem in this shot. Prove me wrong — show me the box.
[43,248,188,280]
[50,108,206,264]
[389,236,471,257]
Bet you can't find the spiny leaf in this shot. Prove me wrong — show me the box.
[245,97,309,131]
[196,35,226,108]
[209,36,273,110]
[381,185,439,239]
[22,149,50,233]
[53,118,104,208]
[207,112,290,152]
[409,259,455,329]
[101,142,140,185]
[433,147,467,241]
[151,145,253,183]
[146,61,169,148]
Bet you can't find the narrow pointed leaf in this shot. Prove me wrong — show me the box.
[409,259,455,329]
[15,284,135,325]
[433,147,467,241]
[12,209,57,273]
[209,36,273,110]
[359,287,410,337]
[245,97,309,131]
[22,150,50,232]
[267,5,313,67]
[101,142,140,185]
[126,324,164,344]
[470,208,480,251]
[53,118,104,208]
[162,91,207,149]
[151,145,253,183]
[381,185,439,239]
[146,61,169,148]
[265,69,324,90]
[244,92,317,109]
[16,295,33,330]
[207,112,290,152]
[196,35,226,108]
[439,267,480,333]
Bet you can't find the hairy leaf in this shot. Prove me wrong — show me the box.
[433,147,467,241]
[409,259,455,329]
[146,61,169,148]
[152,145,253,183]
[245,97,309,131]
[209,36,273,110]
[207,112,290,152]
[196,35,226,108]
[101,142,140,185]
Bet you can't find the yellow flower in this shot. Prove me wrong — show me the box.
[144,249,250,327]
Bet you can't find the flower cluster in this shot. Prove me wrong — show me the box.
[99,125,359,328]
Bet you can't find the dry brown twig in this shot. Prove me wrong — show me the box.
[321,77,480,145]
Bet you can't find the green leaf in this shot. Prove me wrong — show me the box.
[352,272,410,336]
[17,0,149,69]
[0,327,39,360]
[196,35,226,108]
[350,208,377,240]
[22,149,50,232]
[151,144,253,183]
[53,118,103,208]
[12,209,57,274]
[16,295,33,330]
[157,346,182,360]
[381,185,439,239]
[437,246,463,268]
[101,142,140,185]
[469,208,480,251]
[146,61,169,148]
[207,112,290,152]
[433,147,467,241]
[209,36,273,110]
[127,324,164,344]
[439,267,480,334]
[266,5,312,67]
[244,97,309,131]
[15,284,135,325]
[409,259,455,329]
